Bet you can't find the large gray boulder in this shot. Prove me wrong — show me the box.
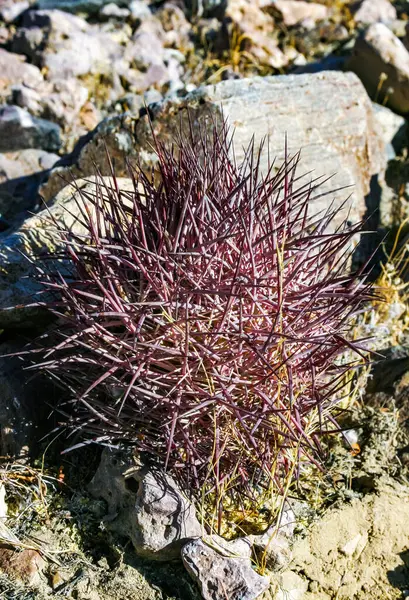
[41,72,385,229]
[1,73,385,327]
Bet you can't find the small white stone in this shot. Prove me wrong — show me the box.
[275,571,308,600]
[341,533,363,557]
[344,429,359,446]
[388,301,406,320]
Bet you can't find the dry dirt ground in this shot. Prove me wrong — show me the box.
[1,394,409,600]
[288,478,409,600]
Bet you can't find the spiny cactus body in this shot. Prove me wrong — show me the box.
[33,119,372,526]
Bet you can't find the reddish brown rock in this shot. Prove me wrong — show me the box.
[0,547,46,586]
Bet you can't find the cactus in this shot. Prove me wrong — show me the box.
[32,118,373,528]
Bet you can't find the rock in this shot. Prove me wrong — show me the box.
[13,77,90,125]
[11,85,44,115]
[156,3,192,50]
[87,446,138,521]
[343,428,360,447]
[11,9,87,66]
[185,0,226,19]
[117,17,183,95]
[77,100,101,134]
[225,0,288,69]
[0,548,46,586]
[0,105,61,153]
[275,502,296,539]
[99,2,130,18]
[88,447,202,560]
[130,467,202,560]
[123,19,166,71]
[340,533,364,557]
[372,102,408,159]
[271,1,329,27]
[43,28,119,81]
[143,88,163,105]
[273,571,308,600]
[346,23,409,115]
[0,483,6,519]
[316,21,349,43]
[182,538,270,600]
[0,149,59,219]
[0,0,29,23]
[13,9,122,81]
[247,503,294,571]
[201,534,252,560]
[387,19,407,39]
[10,77,97,153]
[251,530,292,571]
[11,7,184,102]
[352,0,397,26]
[117,64,170,96]
[291,54,346,74]
[115,92,144,113]
[0,26,11,44]
[115,88,163,113]
[12,7,178,101]
[380,157,409,227]
[128,0,151,22]
[40,72,385,231]
[36,0,133,15]
[40,78,89,127]
[10,26,47,64]
[0,177,133,327]
[0,49,44,101]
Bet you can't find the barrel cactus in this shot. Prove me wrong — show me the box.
[33,118,373,530]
